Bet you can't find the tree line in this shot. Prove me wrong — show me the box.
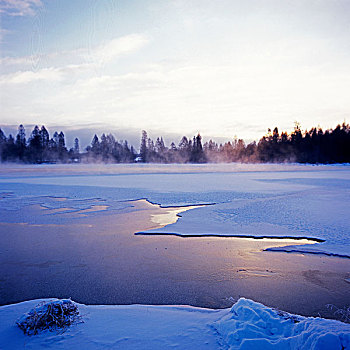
[0,122,349,164]
[0,125,136,163]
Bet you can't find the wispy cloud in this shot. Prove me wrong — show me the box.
[0,0,42,16]
[0,55,32,66]
[0,67,63,84]
[1,33,150,76]
[88,34,150,65]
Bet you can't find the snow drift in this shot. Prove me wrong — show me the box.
[214,298,350,349]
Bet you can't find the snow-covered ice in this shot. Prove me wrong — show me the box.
[0,298,349,350]
[0,163,349,257]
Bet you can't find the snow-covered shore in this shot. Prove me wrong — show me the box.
[1,298,349,350]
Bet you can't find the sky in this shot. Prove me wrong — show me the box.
[1,0,350,148]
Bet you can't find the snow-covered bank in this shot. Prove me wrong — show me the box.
[1,298,349,350]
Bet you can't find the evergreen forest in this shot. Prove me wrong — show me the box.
[0,123,349,164]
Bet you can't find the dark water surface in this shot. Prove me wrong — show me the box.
[0,200,349,320]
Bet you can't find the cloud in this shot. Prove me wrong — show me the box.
[91,34,150,65]
[2,56,349,142]
[41,55,349,140]
[0,33,150,76]
[0,0,42,16]
[0,55,32,66]
[0,67,64,84]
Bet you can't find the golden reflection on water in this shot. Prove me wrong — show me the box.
[2,199,318,252]
[150,205,201,226]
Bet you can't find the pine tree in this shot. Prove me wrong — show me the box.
[29,126,42,162]
[58,132,67,161]
[0,129,6,162]
[74,138,80,154]
[178,136,191,162]
[190,133,206,163]
[16,124,26,161]
[40,126,49,149]
[140,130,148,162]
[90,134,100,159]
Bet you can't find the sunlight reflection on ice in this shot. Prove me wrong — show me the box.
[150,205,202,226]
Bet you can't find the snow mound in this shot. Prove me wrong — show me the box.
[214,298,350,350]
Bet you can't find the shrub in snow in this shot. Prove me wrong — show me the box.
[326,304,350,324]
[16,299,81,335]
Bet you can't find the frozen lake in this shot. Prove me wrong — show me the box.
[0,163,349,319]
